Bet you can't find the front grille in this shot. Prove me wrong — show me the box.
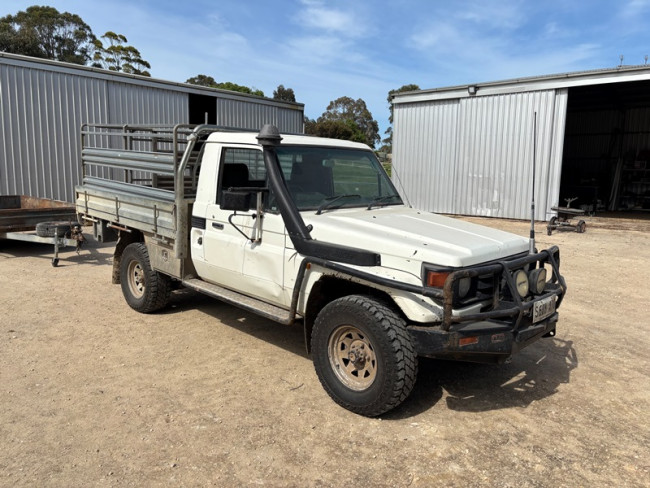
[440,247,565,331]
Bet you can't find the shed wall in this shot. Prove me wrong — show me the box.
[1,55,304,202]
[1,62,108,202]
[108,82,187,126]
[217,98,303,133]
[393,89,567,220]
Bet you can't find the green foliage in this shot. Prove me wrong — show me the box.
[218,81,264,97]
[387,84,419,125]
[185,74,264,96]
[0,5,95,64]
[0,6,151,75]
[92,31,151,76]
[273,84,296,102]
[185,74,217,87]
[304,118,367,144]
[383,84,420,150]
[314,96,380,148]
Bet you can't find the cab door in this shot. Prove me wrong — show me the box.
[197,146,288,306]
[195,145,256,290]
[242,210,289,307]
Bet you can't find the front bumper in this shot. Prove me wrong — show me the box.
[409,246,566,363]
[408,312,558,363]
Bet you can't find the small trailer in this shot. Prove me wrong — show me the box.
[0,195,84,266]
[547,198,587,235]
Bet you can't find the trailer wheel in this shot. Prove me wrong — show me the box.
[311,295,417,417]
[547,216,557,236]
[36,221,70,238]
[577,220,586,233]
[120,242,171,313]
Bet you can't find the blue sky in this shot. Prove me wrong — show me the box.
[5,0,650,141]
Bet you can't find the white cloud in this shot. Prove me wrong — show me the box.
[294,2,365,37]
[409,22,461,52]
[284,35,352,65]
[542,22,560,38]
[405,0,613,86]
[482,43,602,80]
[456,0,527,30]
[621,0,650,16]
[616,0,650,36]
[407,1,529,55]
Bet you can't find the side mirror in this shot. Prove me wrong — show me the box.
[221,190,253,211]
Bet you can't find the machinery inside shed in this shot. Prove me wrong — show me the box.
[560,80,650,214]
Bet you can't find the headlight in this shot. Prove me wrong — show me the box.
[529,268,547,295]
[514,269,529,297]
[457,277,472,298]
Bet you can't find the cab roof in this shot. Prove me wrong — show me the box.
[205,130,372,150]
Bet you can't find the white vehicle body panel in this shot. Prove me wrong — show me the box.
[304,206,529,269]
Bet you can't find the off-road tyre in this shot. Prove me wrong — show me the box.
[120,242,171,313]
[311,295,418,417]
[36,221,71,238]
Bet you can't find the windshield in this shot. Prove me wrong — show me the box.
[273,146,402,212]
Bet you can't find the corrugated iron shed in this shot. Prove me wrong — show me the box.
[392,66,650,220]
[0,52,304,202]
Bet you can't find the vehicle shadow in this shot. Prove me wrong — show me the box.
[388,337,578,419]
[161,288,578,419]
[164,288,308,358]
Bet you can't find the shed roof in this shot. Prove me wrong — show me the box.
[393,65,650,104]
[0,51,303,111]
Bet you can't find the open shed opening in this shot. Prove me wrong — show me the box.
[189,93,217,125]
[560,80,650,214]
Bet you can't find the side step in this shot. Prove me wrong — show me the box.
[182,278,295,325]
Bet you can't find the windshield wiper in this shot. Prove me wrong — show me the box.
[316,194,361,215]
[367,194,401,210]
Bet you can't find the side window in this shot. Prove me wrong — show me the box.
[218,147,276,210]
[217,148,266,203]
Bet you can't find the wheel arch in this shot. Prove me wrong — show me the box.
[112,227,144,284]
[303,275,404,354]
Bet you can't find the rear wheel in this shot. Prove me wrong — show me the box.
[120,242,171,313]
[311,295,418,417]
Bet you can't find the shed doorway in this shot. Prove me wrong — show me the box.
[560,80,650,215]
[189,93,217,124]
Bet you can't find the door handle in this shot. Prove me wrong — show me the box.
[212,222,224,230]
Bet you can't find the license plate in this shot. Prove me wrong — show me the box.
[533,296,556,323]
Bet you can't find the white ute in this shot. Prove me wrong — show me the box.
[76,124,567,416]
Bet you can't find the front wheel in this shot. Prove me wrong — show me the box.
[311,295,418,417]
[120,242,171,313]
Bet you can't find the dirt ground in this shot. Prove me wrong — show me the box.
[1,215,648,487]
